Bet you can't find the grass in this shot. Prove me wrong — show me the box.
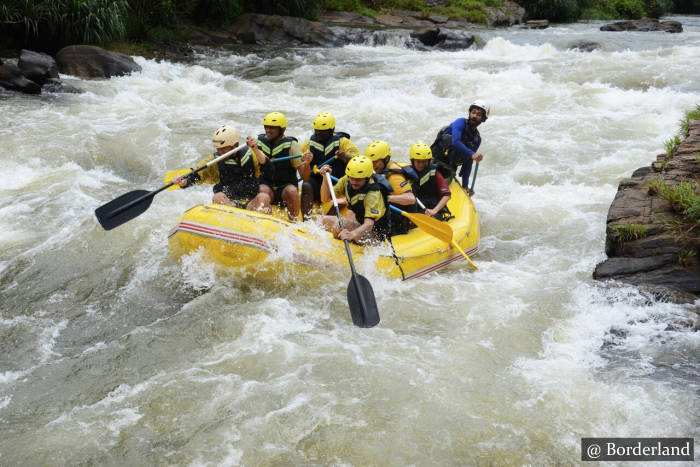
[680,103,700,137]
[611,223,648,243]
[648,177,700,238]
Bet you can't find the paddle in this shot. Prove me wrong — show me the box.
[95,145,246,231]
[164,153,303,191]
[470,162,479,193]
[325,171,380,328]
[388,204,478,269]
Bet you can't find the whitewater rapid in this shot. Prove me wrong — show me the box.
[1,17,698,464]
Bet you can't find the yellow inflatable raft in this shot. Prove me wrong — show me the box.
[168,181,479,280]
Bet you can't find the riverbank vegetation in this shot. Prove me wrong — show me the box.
[647,104,700,243]
[1,0,699,52]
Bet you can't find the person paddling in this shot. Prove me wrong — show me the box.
[245,112,310,221]
[171,125,259,206]
[319,156,392,243]
[366,140,417,236]
[404,142,452,220]
[300,112,359,220]
[430,100,489,196]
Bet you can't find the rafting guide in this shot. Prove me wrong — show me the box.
[431,99,489,196]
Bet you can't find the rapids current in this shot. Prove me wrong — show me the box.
[1,17,699,465]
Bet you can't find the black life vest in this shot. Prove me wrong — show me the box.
[216,151,256,185]
[401,164,443,209]
[256,134,298,187]
[345,173,392,237]
[309,132,350,179]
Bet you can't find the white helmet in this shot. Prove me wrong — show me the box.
[212,125,240,149]
[469,100,490,121]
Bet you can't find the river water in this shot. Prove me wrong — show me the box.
[1,17,699,465]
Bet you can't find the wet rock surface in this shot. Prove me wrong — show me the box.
[593,121,700,300]
[56,45,142,79]
[600,17,683,33]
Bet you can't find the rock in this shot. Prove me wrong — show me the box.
[568,40,601,52]
[410,27,475,50]
[228,14,337,46]
[593,120,700,301]
[56,45,141,79]
[600,17,682,33]
[424,0,449,6]
[0,62,40,94]
[488,1,525,27]
[521,20,549,29]
[42,78,83,94]
[320,10,376,25]
[17,49,58,85]
[429,15,449,24]
[594,255,677,278]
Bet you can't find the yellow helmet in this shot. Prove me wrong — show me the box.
[365,140,391,161]
[345,155,373,179]
[262,111,287,128]
[313,112,335,131]
[409,142,432,160]
[212,124,240,149]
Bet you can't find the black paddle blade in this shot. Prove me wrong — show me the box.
[95,189,153,231]
[347,273,380,328]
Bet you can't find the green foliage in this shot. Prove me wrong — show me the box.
[0,0,128,46]
[649,177,700,226]
[680,104,700,137]
[611,223,648,242]
[243,0,323,20]
[518,0,580,22]
[664,135,682,158]
[611,0,646,18]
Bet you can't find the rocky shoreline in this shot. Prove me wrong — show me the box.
[594,120,700,303]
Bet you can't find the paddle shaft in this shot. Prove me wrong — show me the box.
[326,172,358,276]
[106,145,246,219]
[470,163,479,192]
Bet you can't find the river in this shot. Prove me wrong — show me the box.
[1,17,699,465]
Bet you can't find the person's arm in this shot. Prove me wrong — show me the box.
[425,171,451,216]
[339,217,374,242]
[386,173,416,205]
[336,137,359,163]
[320,165,345,203]
[246,135,267,165]
[172,154,218,186]
[449,118,475,162]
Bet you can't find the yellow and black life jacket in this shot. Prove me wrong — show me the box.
[256,134,298,187]
[309,132,350,179]
[345,173,392,238]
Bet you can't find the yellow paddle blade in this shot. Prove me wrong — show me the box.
[401,211,453,244]
[451,240,478,269]
[401,210,478,269]
[163,168,192,191]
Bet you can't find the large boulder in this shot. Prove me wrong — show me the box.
[17,49,58,85]
[0,62,41,94]
[228,14,337,46]
[56,45,141,79]
[600,17,682,33]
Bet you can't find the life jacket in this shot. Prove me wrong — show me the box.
[431,122,480,172]
[256,134,298,187]
[401,163,443,209]
[216,150,256,185]
[344,173,392,238]
[382,162,418,213]
[309,132,350,178]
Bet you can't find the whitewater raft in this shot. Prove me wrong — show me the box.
[168,181,479,280]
